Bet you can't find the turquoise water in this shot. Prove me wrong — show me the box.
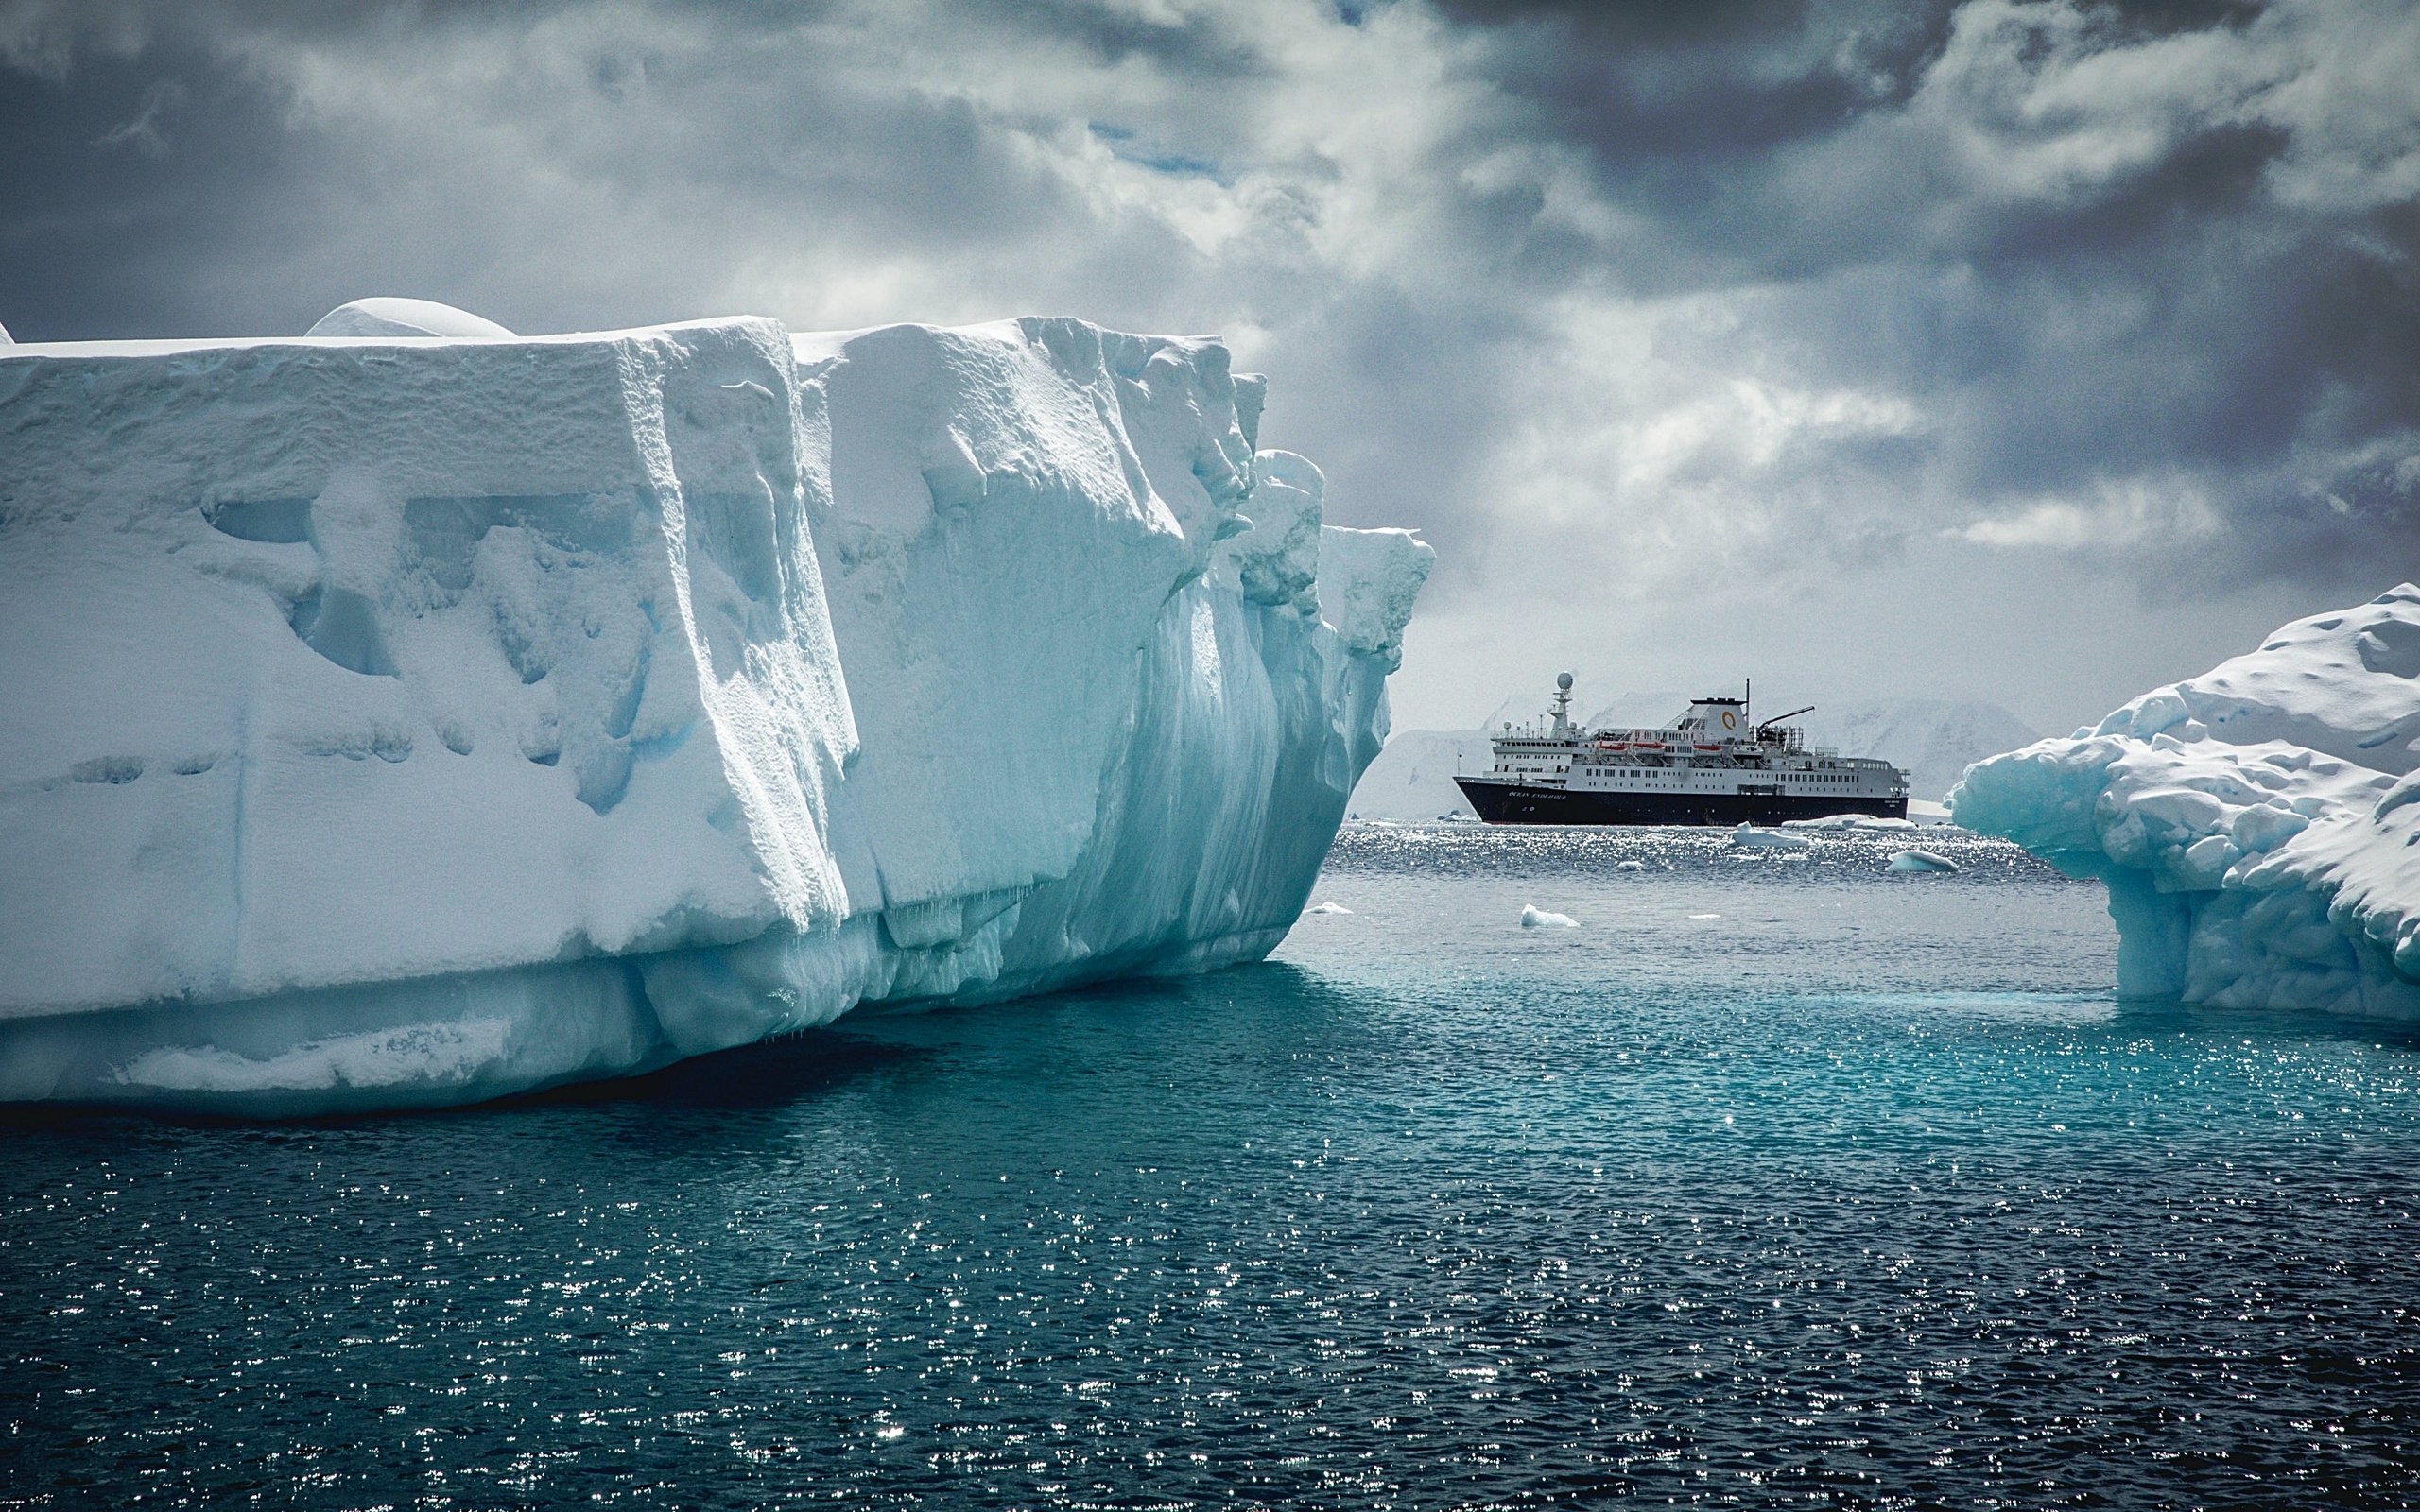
[7,827,2420,1507]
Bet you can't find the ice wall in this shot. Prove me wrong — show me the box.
[1952,585,2420,1019]
[0,313,1429,1112]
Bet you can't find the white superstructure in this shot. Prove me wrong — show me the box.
[1457,674,1908,825]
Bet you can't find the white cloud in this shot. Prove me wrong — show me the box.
[4,0,2415,730]
[1955,474,2223,550]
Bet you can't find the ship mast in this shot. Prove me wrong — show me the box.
[1551,671,1574,736]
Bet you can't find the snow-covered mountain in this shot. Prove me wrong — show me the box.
[1345,728,1495,822]
[0,303,1429,1113]
[1799,700,2042,802]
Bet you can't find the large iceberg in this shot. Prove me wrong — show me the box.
[1952,586,2420,1019]
[0,307,1430,1112]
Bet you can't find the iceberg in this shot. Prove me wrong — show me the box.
[0,306,1430,1112]
[1781,814,1918,833]
[1951,585,2420,1019]
[1730,821,1812,850]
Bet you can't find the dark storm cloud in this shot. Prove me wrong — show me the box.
[1420,0,2420,592]
[2,0,2416,719]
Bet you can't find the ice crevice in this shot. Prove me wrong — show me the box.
[0,305,1432,1113]
[1952,583,2420,1020]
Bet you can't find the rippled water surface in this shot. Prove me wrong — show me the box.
[9,826,2420,1508]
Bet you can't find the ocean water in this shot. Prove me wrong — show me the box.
[7,826,2420,1508]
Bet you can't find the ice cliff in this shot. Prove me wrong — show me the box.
[1952,586,2420,1019]
[0,309,1430,1112]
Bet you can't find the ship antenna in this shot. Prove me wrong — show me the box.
[1553,671,1574,735]
[1745,677,1751,730]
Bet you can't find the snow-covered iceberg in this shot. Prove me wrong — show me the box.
[0,308,1430,1112]
[1951,585,2420,1019]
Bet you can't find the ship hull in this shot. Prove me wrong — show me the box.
[1454,778,1907,827]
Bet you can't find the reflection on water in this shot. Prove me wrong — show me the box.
[6,827,2420,1507]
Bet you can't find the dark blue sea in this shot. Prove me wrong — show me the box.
[8,826,2420,1508]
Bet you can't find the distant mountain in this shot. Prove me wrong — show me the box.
[1348,696,2039,821]
[1345,728,1494,822]
[1799,700,2041,802]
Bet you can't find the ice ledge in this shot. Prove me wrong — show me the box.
[1953,583,2420,1019]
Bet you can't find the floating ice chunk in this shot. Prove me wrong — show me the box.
[1616,859,1647,871]
[1521,905,1578,929]
[1782,814,1918,832]
[1954,583,2420,1018]
[1304,900,1353,915]
[1732,821,1812,850]
[1888,849,1960,873]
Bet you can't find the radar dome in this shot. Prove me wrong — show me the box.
[1556,671,1574,691]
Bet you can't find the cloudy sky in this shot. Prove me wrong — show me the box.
[5,0,2416,733]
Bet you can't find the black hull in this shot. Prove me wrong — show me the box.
[1454,778,1907,828]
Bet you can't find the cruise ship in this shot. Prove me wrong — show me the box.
[1453,674,1909,826]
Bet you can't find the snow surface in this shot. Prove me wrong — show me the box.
[0,310,1429,1112]
[305,298,518,339]
[1952,585,2420,1018]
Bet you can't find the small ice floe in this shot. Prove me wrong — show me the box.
[1889,848,1961,873]
[1304,900,1354,915]
[1615,859,1647,872]
[1520,904,1579,929]
[1781,814,1918,833]
[1688,913,1722,920]
[1731,821,1812,850]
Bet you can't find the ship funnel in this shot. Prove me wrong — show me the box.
[1685,696,1748,737]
